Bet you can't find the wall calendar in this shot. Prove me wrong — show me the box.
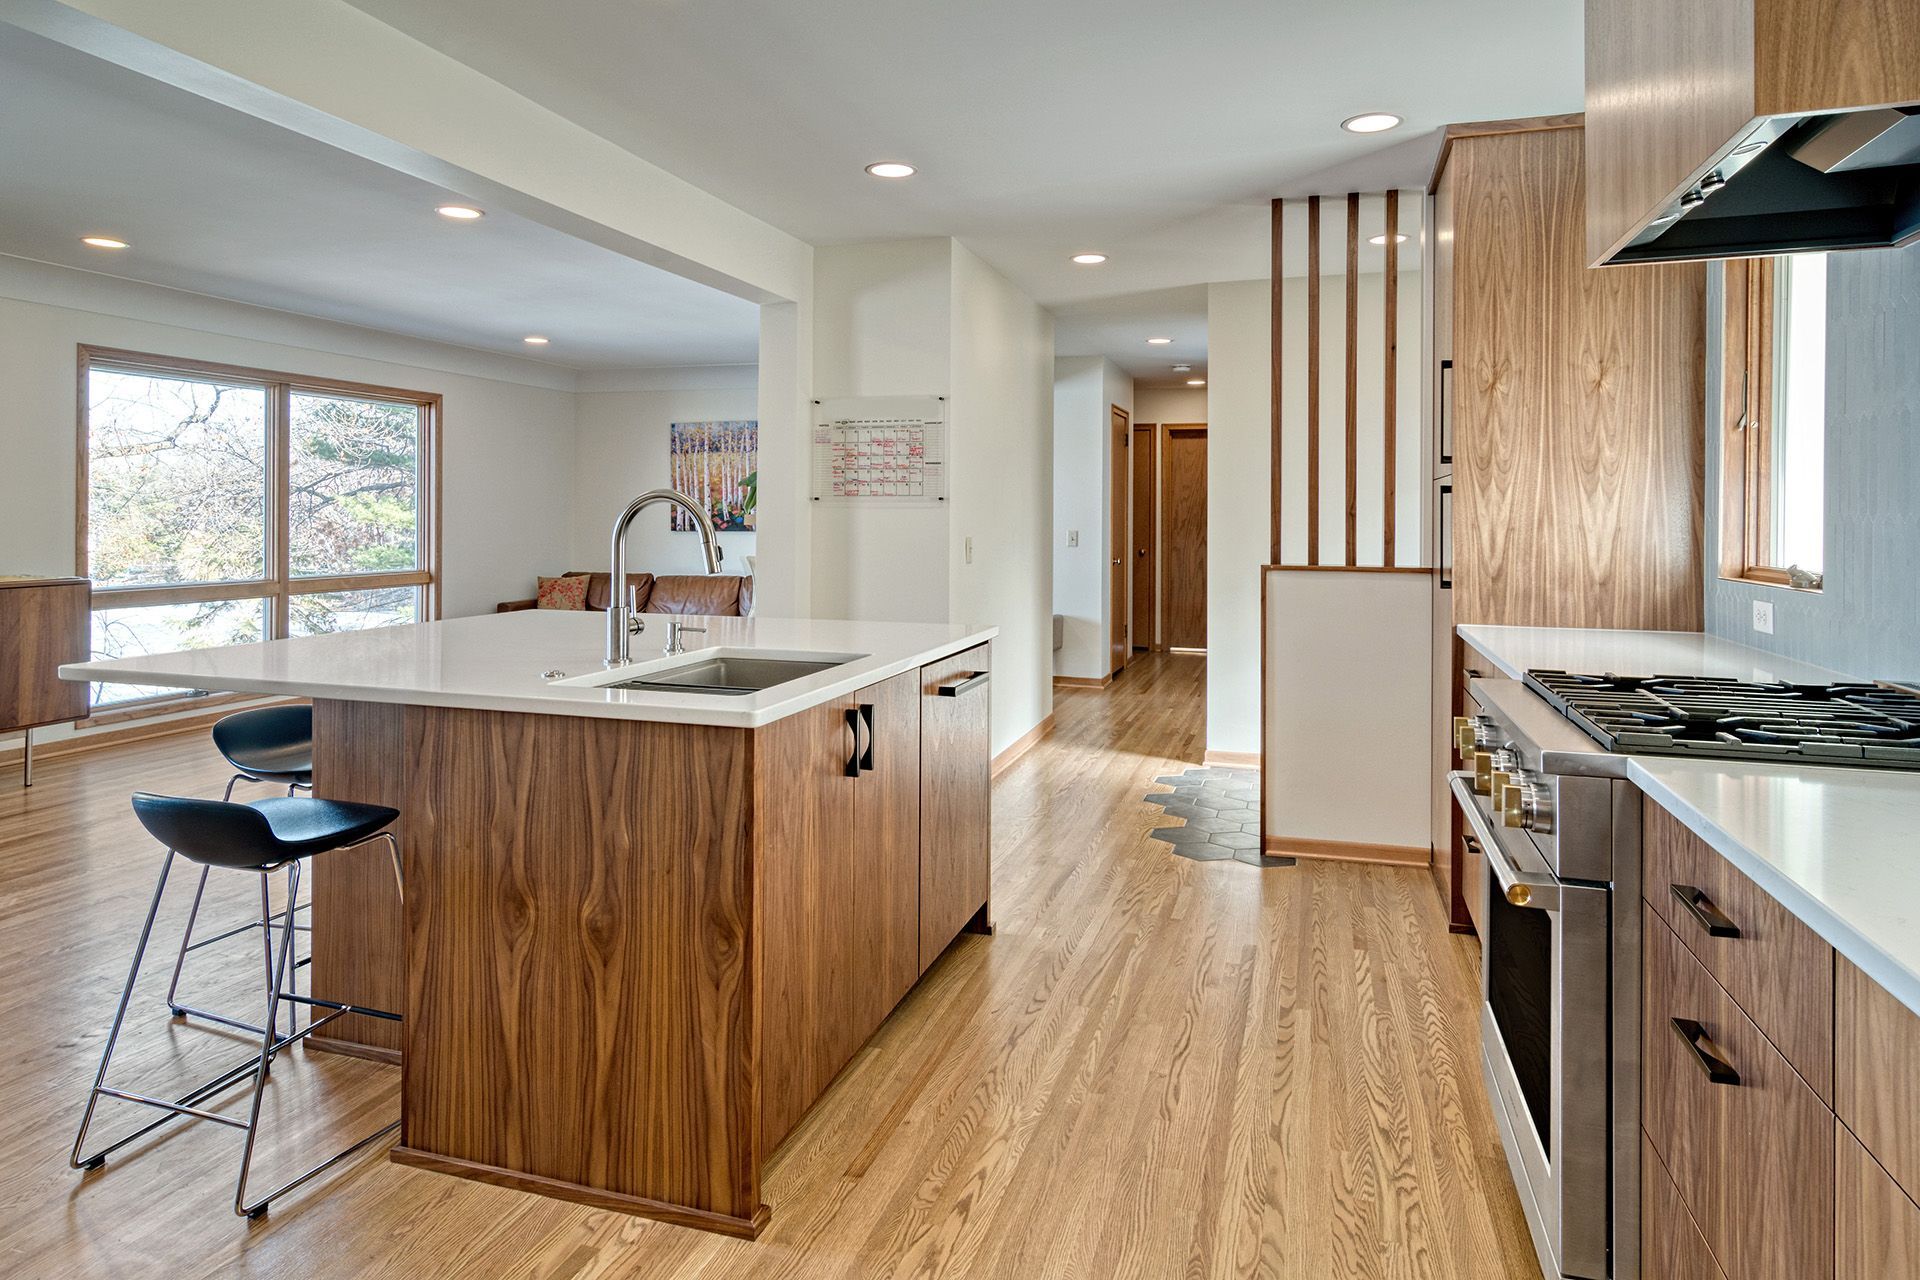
[810,395,946,506]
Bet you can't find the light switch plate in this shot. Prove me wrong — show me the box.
[965,536,974,564]
[1068,530,1079,547]
[1752,600,1775,635]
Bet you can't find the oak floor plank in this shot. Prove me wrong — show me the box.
[0,653,1537,1278]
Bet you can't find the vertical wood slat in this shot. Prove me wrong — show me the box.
[1344,193,1359,565]
[1384,190,1399,566]
[1270,198,1283,565]
[1306,195,1321,566]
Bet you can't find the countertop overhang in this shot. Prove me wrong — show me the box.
[1460,624,1920,1018]
[59,610,998,728]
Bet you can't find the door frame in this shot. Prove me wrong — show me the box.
[1110,405,1130,677]
[1131,421,1158,653]
[1159,423,1208,654]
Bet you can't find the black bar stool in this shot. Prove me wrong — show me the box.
[71,790,403,1218]
[166,706,315,1037]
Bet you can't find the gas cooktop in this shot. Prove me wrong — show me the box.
[1522,670,1920,771]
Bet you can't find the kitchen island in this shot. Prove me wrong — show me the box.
[62,610,998,1237]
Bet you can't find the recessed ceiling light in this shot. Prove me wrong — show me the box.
[1070,253,1107,265]
[865,162,915,179]
[1146,336,1173,345]
[436,204,485,220]
[1186,378,1207,386]
[80,235,129,249]
[523,335,550,345]
[1172,364,1192,372]
[1369,233,1410,246]
[1341,112,1403,134]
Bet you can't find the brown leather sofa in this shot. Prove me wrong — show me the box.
[496,571,754,616]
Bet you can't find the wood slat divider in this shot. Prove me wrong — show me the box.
[1269,197,1283,564]
[1344,193,1359,566]
[1383,190,1399,566]
[1306,195,1321,566]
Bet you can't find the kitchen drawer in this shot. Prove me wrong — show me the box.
[1642,903,1833,1280]
[1838,956,1920,1200]
[1643,797,1835,1100]
[1642,1130,1729,1280]
[1838,1123,1920,1280]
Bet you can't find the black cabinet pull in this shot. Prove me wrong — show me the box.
[1671,883,1741,938]
[937,671,990,697]
[858,703,875,773]
[1671,1017,1741,1085]
[844,707,862,778]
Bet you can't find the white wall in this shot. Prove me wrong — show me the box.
[951,241,1055,756]
[1133,385,1206,426]
[1051,355,1132,681]
[1204,280,1272,757]
[809,239,953,624]
[570,366,759,575]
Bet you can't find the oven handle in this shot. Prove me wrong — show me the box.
[1449,772,1561,912]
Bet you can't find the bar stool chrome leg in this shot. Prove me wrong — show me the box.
[165,774,310,1037]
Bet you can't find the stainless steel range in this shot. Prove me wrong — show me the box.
[1450,677,1640,1280]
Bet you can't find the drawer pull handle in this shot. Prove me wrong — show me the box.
[1671,1017,1742,1086]
[1671,883,1741,938]
[937,672,990,697]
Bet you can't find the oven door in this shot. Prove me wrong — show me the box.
[1452,774,1612,1279]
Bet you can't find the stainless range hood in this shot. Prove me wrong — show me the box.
[1608,105,1920,264]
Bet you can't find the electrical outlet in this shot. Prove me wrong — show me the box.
[1067,529,1079,547]
[1752,600,1775,635]
[965,536,974,565]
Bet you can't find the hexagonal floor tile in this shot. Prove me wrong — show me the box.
[1171,842,1235,862]
[1148,825,1212,844]
[1234,848,1295,868]
[1211,830,1261,850]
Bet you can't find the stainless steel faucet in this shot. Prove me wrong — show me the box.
[605,488,723,667]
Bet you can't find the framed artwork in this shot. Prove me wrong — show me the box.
[669,420,757,531]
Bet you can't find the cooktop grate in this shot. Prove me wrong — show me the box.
[1522,670,1920,770]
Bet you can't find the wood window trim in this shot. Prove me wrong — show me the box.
[75,345,444,721]
[1718,261,1820,594]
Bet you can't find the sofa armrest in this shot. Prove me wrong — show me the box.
[496,598,537,613]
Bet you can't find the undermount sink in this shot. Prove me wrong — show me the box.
[547,648,866,695]
[607,655,848,695]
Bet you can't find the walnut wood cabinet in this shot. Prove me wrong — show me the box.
[0,576,90,784]
[312,644,993,1238]
[1585,0,1920,266]
[1427,117,1705,930]
[1640,794,1920,1277]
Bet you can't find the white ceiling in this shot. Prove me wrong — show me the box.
[344,0,1583,318]
[1053,286,1208,385]
[0,28,762,371]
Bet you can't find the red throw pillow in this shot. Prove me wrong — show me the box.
[536,575,589,610]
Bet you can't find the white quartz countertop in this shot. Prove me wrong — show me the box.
[1460,624,1920,1015]
[1456,623,1847,686]
[60,610,997,728]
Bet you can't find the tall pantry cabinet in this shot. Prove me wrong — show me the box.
[1428,117,1708,930]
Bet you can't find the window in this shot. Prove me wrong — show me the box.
[1719,255,1825,590]
[78,347,439,710]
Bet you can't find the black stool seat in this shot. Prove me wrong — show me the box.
[211,706,313,786]
[131,793,400,871]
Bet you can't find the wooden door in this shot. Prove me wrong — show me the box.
[1162,425,1208,650]
[1131,424,1156,650]
[1110,406,1130,675]
[919,644,991,973]
[852,670,920,1032]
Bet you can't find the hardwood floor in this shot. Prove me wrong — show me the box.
[0,653,1537,1278]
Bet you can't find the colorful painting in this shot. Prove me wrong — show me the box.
[669,420,757,531]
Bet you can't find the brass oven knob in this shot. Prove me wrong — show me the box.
[1454,716,1476,754]
[1473,752,1494,793]
[1491,772,1513,808]
[1502,785,1527,827]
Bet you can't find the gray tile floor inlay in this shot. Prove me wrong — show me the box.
[1144,767,1294,868]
